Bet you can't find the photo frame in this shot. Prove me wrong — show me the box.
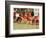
[5,1,45,37]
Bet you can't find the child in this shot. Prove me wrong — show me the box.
[27,13,33,24]
[33,16,39,25]
[23,13,27,23]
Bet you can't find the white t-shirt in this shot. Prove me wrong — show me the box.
[16,13,19,17]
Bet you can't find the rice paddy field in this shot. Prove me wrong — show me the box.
[13,23,39,30]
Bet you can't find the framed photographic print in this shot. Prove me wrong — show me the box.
[5,1,45,37]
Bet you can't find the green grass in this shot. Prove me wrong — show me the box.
[13,23,39,30]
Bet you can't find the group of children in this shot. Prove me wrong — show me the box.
[14,12,39,25]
